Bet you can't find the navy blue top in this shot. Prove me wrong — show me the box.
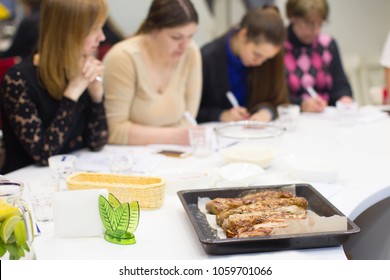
[226,31,248,106]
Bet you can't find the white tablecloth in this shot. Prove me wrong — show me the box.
[5,109,390,260]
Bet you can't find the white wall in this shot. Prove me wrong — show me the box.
[107,0,215,46]
[275,0,390,103]
[323,0,390,59]
[107,0,150,36]
[109,0,390,58]
[108,0,390,104]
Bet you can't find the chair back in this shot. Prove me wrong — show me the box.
[0,57,17,129]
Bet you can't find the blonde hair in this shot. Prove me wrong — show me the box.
[38,0,108,99]
[286,0,329,21]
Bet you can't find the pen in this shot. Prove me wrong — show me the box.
[306,86,319,99]
[226,91,240,108]
[184,111,197,126]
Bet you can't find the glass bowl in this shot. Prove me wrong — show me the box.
[214,121,284,168]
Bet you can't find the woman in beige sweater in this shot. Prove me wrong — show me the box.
[103,0,201,145]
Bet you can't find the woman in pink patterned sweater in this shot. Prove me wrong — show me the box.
[284,0,353,113]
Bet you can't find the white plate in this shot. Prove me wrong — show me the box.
[156,169,214,194]
[218,162,264,185]
[287,158,338,183]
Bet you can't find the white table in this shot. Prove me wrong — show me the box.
[5,108,390,260]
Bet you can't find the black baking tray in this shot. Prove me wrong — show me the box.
[177,184,360,255]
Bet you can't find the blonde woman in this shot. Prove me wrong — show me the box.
[103,0,201,146]
[0,0,109,173]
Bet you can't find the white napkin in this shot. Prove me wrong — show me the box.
[302,106,389,124]
[356,106,388,124]
[53,189,108,238]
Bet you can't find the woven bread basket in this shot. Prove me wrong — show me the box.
[66,172,165,209]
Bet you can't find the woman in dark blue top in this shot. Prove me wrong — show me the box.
[198,6,289,123]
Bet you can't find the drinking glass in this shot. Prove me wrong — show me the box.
[108,153,134,174]
[189,126,212,157]
[48,154,77,191]
[28,178,59,222]
[277,104,300,131]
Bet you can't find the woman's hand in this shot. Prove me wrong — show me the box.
[220,107,249,122]
[84,56,104,103]
[63,56,104,102]
[249,109,272,122]
[337,96,354,104]
[301,97,327,112]
[176,126,190,145]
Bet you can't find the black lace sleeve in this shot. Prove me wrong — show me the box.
[85,101,108,151]
[1,69,107,165]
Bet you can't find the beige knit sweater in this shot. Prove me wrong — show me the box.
[103,35,202,145]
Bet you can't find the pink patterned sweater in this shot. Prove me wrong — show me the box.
[284,25,352,106]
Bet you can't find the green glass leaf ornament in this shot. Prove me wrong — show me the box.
[98,195,115,232]
[108,193,120,208]
[112,203,130,235]
[128,201,139,233]
[98,194,139,245]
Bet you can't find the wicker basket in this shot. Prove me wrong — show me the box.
[66,172,166,209]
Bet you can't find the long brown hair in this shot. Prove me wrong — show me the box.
[136,0,198,35]
[238,6,289,111]
[38,0,108,99]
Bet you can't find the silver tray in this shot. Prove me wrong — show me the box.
[177,184,360,255]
